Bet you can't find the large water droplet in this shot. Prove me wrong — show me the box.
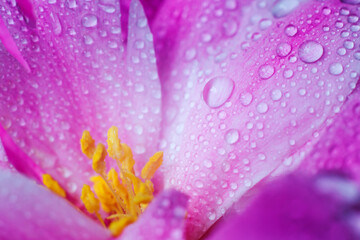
[225,129,240,144]
[329,63,344,75]
[258,64,275,79]
[272,0,300,18]
[298,40,324,63]
[203,77,235,108]
[81,14,98,28]
[276,42,292,57]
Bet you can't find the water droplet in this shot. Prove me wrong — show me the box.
[284,24,298,37]
[50,13,62,35]
[354,51,360,60]
[225,129,240,144]
[329,63,344,75]
[298,41,324,63]
[344,40,355,49]
[137,17,147,28]
[99,4,116,13]
[239,92,253,106]
[258,64,275,79]
[83,35,94,45]
[195,180,204,188]
[208,212,216,221]
[222,18,238,37]
[271,89,282,101]
[276,42,292,57]
[259,19,272,30]
[257,102,269,114]
[272,0,300,18]
[283,69,294,79]
[81,14,98,28]
[203,77,235,108]
[337,47,347,56]
[184,48,197,61]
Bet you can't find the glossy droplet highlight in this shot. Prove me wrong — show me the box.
[203,77,234,108]
[258,64,275,79]
[81,14,98,28]
[225,129,240,145]
[298,41,324,63]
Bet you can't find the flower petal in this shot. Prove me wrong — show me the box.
[120,189,188,240]
[0,0,161,196]
[206,173,360,240]
[0,169,110,240]
[152,0,360,238]
[300,86,360,181]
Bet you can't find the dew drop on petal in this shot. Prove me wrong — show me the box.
[225,129,240,144]
[203,77,235,108]
[276,42,292,57]
[298,40,324,63]
[272,0,300,18]
[257,102,269,114]
[284,24,298,37]
[81,14,98,28]
[239,92,253,106]
[271,89,282,101]
[354,51,360,60]
[329,63,344,75]
[258,64,275,79]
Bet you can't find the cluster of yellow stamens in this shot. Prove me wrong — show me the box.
[42,126,163,237]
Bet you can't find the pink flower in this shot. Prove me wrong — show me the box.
[0,0,360,239]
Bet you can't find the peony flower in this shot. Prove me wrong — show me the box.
[0,0,360,239]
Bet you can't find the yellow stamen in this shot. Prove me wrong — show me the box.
[92,143,107,174]
[109,216,136,237]
[141,151,163,180]
[42,174,66,198]
[79,126,163,237]
[81,184,105,227]
[80,130,96,159]
[107,126,124,161]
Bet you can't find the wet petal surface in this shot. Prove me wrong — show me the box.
[152,0,360,238]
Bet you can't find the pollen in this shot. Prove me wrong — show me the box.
[79,126,163,237]
[42,174,66,198]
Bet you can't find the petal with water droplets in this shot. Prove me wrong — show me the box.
[0,0,161,198]
[152,0,360,238]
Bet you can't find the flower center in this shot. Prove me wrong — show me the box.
[42,126,163,236]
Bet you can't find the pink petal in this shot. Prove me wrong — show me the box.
[152,0,360,238]
[0,14,30,72]
[0,169,110,240]
[206,173,360,240]
[300,87,360,181]
[0,0,161,197]
[0,124,43,181]
[0,138,13,171]
[120,189,188,240]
